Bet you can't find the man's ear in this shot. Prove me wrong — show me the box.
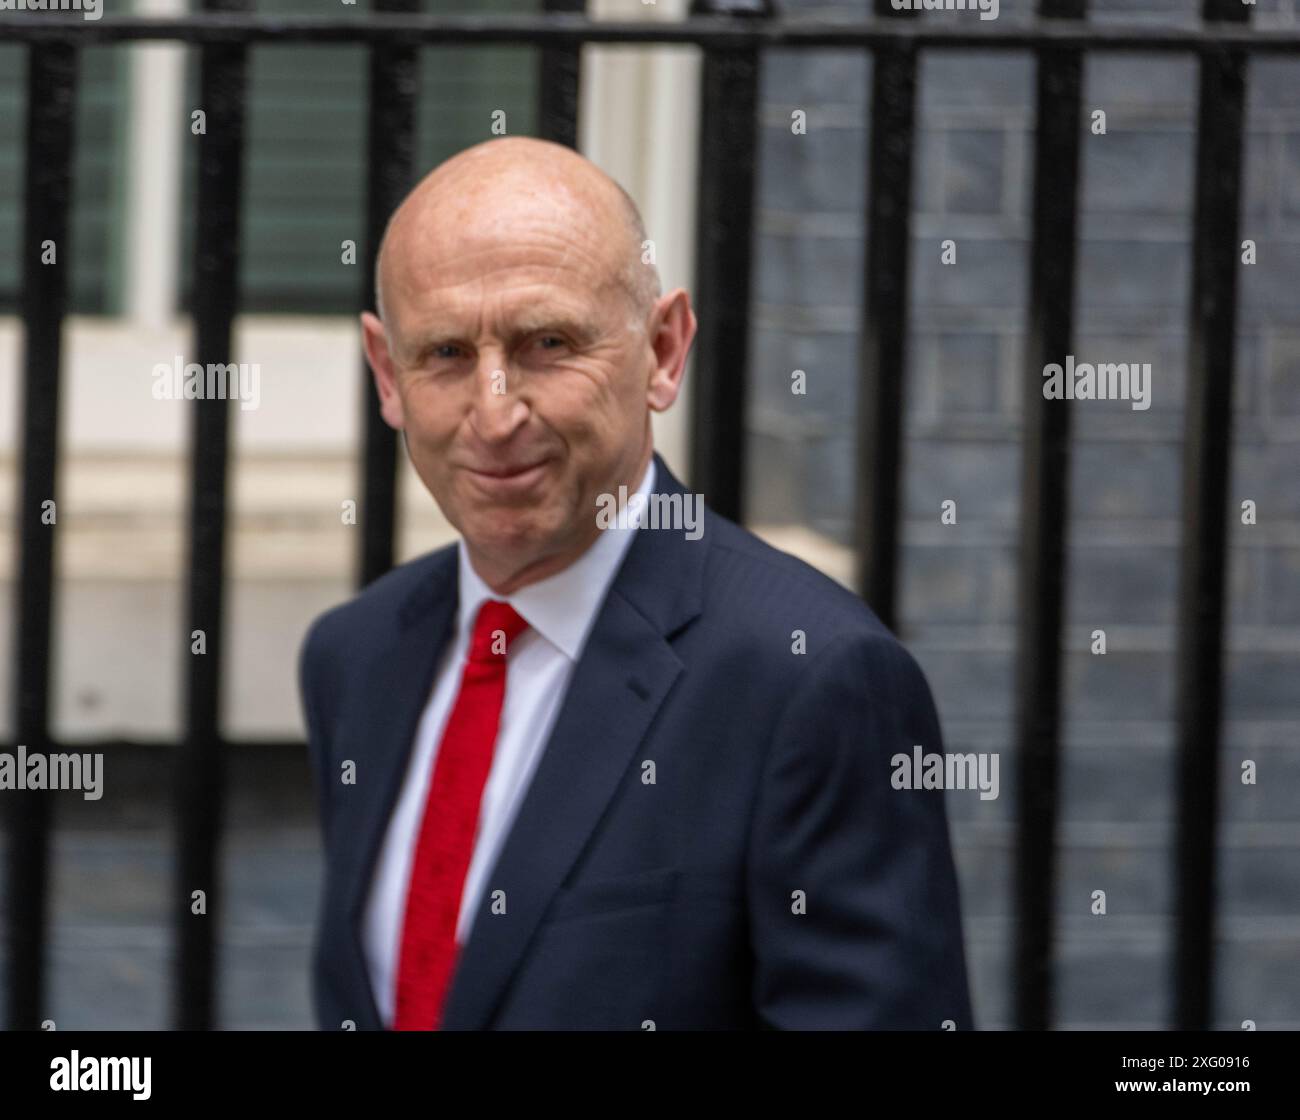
[646,288,697,413]
[361,310,406,430]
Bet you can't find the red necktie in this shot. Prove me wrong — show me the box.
[393,598,529,1031]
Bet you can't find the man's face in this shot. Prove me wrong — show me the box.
[366,211,657,583]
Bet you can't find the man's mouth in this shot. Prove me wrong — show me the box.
[466,459,550,479]
[463,458,553,492]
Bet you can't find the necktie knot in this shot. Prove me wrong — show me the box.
[468,599,528,664]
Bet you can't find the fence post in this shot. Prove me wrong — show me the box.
[1172,0,1250,1032]
[174,0,249,1031]
[5,41,79,1034]
[540,0,583,148]
[855,0,919,629]
[357,0,420,588]
[687,0,771,521]
[1011,0,1087,1033]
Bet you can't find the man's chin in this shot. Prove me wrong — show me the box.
[459,516,551,560]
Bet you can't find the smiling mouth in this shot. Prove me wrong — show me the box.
[464,459,552,483]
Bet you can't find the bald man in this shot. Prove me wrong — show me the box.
[299,137,973,1031]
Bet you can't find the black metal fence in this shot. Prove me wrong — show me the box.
[2,0,1290,1030]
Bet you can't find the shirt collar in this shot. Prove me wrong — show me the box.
[455,456,657,662]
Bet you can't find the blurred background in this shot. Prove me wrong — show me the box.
[0,0,1297,1029]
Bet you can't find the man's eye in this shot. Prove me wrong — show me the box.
[434,344,462,359]
[536,335,566,350]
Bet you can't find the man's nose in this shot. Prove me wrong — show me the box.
[469,360,529,443]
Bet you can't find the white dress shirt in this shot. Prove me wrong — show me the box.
[361,457,657,1027]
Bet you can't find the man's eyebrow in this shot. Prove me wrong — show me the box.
[407,313,596,351]
[505,312,596,340]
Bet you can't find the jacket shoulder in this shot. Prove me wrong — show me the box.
[702,512,893,647]
[300,543,456,667]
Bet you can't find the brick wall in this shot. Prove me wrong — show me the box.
[747,0,1300,1027]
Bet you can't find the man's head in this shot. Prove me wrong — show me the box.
[362,136,696,594]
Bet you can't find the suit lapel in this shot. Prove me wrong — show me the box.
[440,454,707,1029]
[332,547,459,1030]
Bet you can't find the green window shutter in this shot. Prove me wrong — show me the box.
[0,45,130,315]
[179,0,540,315]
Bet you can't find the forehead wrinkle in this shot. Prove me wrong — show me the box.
[406,264,596,318]
[390,232,620,343]
[400,281,601,350]
[427,218,610,282]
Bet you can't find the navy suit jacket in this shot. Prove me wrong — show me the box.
[299,453,973,1030]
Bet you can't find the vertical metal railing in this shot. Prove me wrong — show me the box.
[1011,0,1086,1032]
[686,0,768,520]
[173,0,250,1031]
[1173,0,1250,1031]
[357,0,420,589]
[539,0,583,148]
[5,42,79,1034]
[854,0,918,631]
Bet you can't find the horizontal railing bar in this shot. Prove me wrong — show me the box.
[3,14,1300,51]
